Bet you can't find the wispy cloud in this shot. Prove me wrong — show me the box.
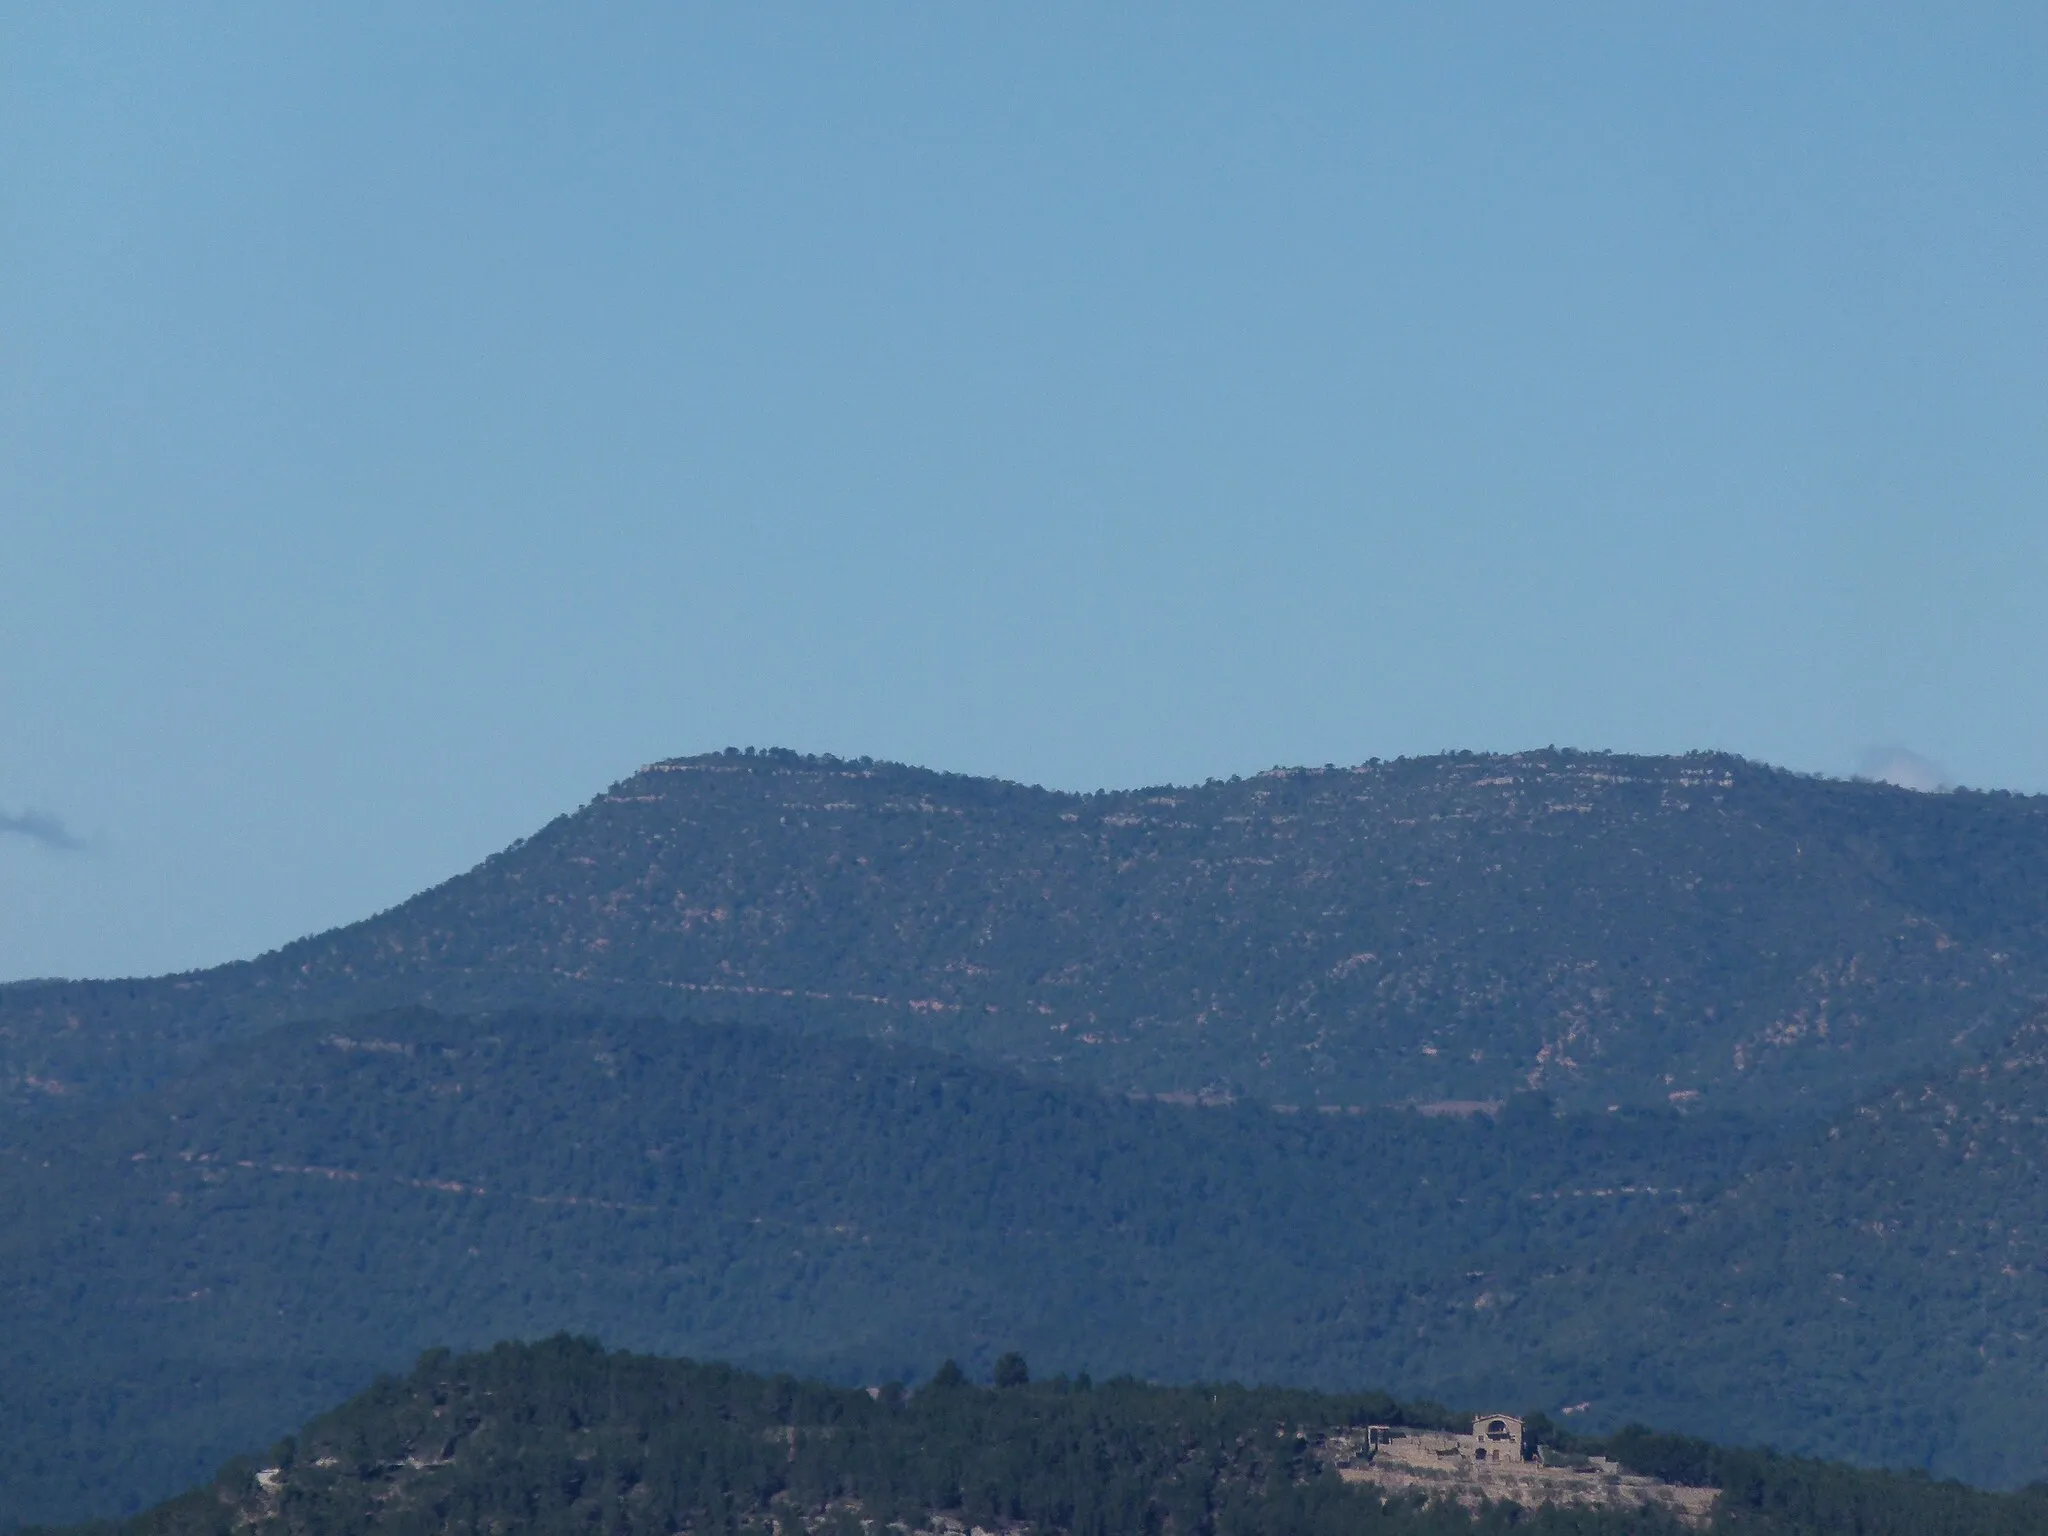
[0,808,89,851]
[1854,746,1949,794]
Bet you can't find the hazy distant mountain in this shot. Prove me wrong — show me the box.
[7,748,2048,1116]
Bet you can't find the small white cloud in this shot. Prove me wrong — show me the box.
[1854,746,1948,793]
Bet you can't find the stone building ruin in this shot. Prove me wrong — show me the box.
[1343,1412,1716,1527]
[1365,1413,1528,1464]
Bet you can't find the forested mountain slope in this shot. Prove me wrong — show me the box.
[1462,1017,2048,1491]
[7,1004,2048,1524]
[66,1338,2048,1536]
[0,1007,1759,1526]
[7,749,2048,1115]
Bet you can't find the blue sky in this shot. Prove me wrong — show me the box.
[3,4,2045,981]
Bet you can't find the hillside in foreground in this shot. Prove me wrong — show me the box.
[54,1338,2048,1536]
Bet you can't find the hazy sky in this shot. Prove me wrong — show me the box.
[4,5,2045,982]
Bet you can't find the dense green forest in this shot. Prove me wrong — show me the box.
[44,1339,2048,1536]
[8,749,2048,1117]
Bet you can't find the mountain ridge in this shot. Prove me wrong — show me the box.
[8,747,2048,1117]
